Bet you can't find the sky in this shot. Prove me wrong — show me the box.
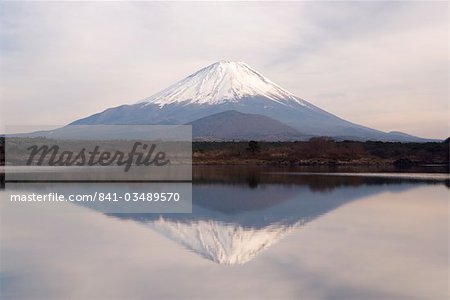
[0,1,448,138]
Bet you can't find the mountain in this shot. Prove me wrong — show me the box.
[149,218,300,265]
[71,60,432,142]
[105,179,425,265]
[188,110,304,141]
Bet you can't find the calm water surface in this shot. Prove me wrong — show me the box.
[1,167,449,300]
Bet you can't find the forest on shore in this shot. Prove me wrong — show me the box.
[192,137,449,169]
[0,136,449,170]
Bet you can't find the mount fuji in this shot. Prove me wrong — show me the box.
[105,179,423,265]
[71,61,430,142]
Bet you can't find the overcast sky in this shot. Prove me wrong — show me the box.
[1,2,448,138]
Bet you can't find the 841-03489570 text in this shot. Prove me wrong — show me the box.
[9,192,181,202]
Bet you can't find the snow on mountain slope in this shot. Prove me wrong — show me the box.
[104,183,423,265]
[148,218,302,265]
[138,60,307,107]
[70,60,433,141]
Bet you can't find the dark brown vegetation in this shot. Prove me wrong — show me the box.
[193,137,450,169]
[0,136,449,169]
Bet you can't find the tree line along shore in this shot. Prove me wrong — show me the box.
[0,137,449,169]
[192,138,449,169]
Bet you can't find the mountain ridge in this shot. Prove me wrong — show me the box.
[71,60,435,142]
[188,110,304,141]
[137,60,304,107]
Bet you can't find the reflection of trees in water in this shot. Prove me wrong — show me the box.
[299,176,448,192]
[246,173,260,189]
[1,165,448,190]
[193,166,449,191]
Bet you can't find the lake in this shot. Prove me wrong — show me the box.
[1,166,449,299]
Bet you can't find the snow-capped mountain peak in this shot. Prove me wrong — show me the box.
[71,60,430,141]
[138,60,301,106]
[148,218,302,265]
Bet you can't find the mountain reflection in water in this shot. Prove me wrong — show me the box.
[107,167,448,264]
[1,166,449,300]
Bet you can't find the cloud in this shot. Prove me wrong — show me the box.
[0,2,448,138]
